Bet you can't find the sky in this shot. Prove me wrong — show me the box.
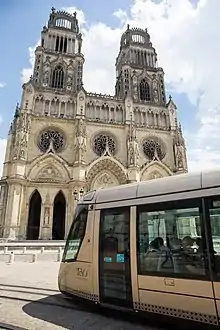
[0,0,219,176]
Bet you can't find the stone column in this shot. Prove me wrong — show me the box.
[0,183,8,237]
[4,184,23,240]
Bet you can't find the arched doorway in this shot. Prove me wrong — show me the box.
[26,190,42,240]
[52,191,66,240]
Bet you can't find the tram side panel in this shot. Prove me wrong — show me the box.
[138,276,217,325]
[206,195,220,321]
[58,207,95,299]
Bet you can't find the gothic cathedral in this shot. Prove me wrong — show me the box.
[0,8,187,240]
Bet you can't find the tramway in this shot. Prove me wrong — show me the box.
[58,169,220,327]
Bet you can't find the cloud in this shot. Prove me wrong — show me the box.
[0,138,7,178]
[21,0,220,172]
[0,82,6,88]
[21,42,40,84]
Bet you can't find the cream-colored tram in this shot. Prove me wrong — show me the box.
[58,170,220,327]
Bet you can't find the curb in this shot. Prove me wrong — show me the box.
[0,323,27,330]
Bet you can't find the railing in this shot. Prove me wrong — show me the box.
[0,245,64,264]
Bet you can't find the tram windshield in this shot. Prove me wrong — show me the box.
[62,204,88,262]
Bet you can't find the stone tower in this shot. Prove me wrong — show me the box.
[0,9,187,241]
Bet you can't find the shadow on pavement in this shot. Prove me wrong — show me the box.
[22,294,157,330]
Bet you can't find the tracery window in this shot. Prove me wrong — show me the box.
[140,78,150,101]
[51,65,64,89]
[143,137,166,161]
[93,133,116,156]
[38,129,65,153]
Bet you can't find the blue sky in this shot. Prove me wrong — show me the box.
[0,0,218,173]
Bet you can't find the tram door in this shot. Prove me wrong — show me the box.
[99,207,132,308]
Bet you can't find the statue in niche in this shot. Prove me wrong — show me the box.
[128,143,135,166]
[44,207,50,226]
[127,139,139,167]
[67,75,72,88]
[132,75,138,101]
[19,134,28,160]
[74,118,87,163]
[152,77,159,103]
[135,142,139,165]
[176,147,183,169]
[43,70,49,85]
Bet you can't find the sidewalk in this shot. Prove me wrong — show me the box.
[0,262,155,330]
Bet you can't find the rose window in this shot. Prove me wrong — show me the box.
[38,129,65,153]
[93,134,116,156]
[143,137,165,160]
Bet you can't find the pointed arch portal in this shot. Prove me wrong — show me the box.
[52,191,66,240]
[26,190,42,240]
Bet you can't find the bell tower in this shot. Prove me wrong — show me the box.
[115,25,166,106]
[32,7,84,93]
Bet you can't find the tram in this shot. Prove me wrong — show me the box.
[58,170,220,326]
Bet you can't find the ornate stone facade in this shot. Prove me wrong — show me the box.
[0,9,187,240]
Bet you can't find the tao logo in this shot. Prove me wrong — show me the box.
[76,267,88,278]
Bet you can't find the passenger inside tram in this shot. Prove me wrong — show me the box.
[139,234,206,275]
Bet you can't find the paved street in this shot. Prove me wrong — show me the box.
[0,261,163,330]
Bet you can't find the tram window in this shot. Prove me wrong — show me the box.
[206,197,220,279]
[62,205,88,262]
[137,199,208,278]
[100,208,130,258]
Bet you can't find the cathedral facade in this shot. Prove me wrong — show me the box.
[0,8,187,240]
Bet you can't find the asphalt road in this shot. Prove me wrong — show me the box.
[0,261,164,330]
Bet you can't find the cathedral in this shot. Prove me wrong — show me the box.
[0,8,187,240]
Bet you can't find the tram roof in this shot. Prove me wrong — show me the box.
[82,169,220,204]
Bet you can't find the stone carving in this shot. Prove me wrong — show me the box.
[12,111,31,161]
[93,133,116,157]
[38,129,65,153]
[127,116,139,167]
[143,137,166,161]
[74,117,87,163]
[37,166,62,181]
[148,171,162,180]
[76,61,83,90]
[43,207,50,225]
[92,172,118,189]
[66,75,72,90]
[87,158,127,187]
[18,134,28,160]
[132,74,138,101]
[43,70,49,86]
[97,173,114,185]
[176,146,183,169]
[45,192,50,204]
[152,76,159,103]
[26,86,33,94]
